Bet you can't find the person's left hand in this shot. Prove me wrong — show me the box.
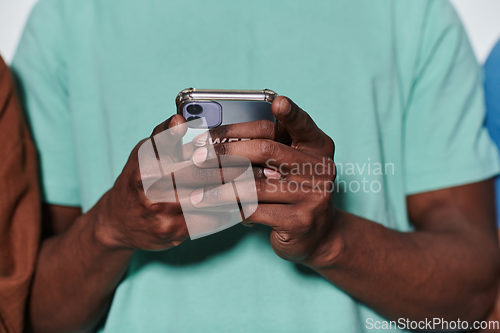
[189,96,340,267]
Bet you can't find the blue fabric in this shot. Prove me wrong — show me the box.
[485,40,500,227]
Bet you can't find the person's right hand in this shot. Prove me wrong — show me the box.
[91,115,256,251]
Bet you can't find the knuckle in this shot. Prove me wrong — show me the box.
[146,202,162,214]
[131,170,145,192]
[215,143,229,156]
[145,201,171,216]
[254,178,265,193]
[258,120,275,137]
[154,221,175,239]
[210,124,228,140]
[253,166,265,179]
[274,232,294,245]
[259,140,278,159]
[303,115,316,133]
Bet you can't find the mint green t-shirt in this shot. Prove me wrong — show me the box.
[12,0,500,332]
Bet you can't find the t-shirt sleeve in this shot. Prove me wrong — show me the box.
[11,0,81,206]
[403,0,500,195]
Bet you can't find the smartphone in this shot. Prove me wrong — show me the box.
[176,88,279,144]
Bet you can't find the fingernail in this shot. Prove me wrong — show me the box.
[170,119,186,136]
[192,147,208,166]
[169,118,180,134]
[190,188,204,206]
[264,168,281,179]
[279,98,291,114]
[193,132,208,147]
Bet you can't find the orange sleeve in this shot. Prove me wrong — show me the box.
[0,56,41,333]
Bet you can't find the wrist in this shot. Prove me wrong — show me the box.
[304,208,347,269]
[89,191,135,253]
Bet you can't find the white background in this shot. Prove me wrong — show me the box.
[0,0,500,64]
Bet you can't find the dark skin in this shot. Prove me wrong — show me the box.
[28,96,500,333]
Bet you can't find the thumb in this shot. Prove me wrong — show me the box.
[272,96,327,151]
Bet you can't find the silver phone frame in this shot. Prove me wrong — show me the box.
[176,88,279,141]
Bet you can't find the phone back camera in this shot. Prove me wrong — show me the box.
[183,102,222,128]
[187,104,203,115]
[186,116,204,127]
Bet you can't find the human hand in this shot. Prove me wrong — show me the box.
[190,96,339,266]
[93,115,261,250]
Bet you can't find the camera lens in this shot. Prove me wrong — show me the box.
[187,104,203,115]
[183,101,221,129]
[187,116,204,127]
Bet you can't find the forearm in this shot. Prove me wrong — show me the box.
[28,201,134,333]
[310,210,500,322]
